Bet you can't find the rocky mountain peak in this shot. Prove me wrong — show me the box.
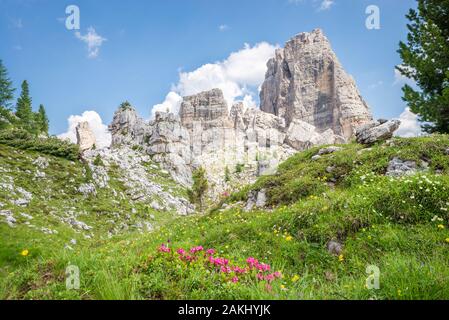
[260,28,373,140]
[109,103,148,146]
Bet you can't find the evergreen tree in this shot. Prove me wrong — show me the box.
[397,0,449,133]
[35,104,49,134]
[15,80,34,132]
[224,166,231,183]
[0,59,15,110]
[187,167,209,211]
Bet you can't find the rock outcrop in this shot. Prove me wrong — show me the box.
[355,120,401,145]
[76,122,96,152]
[109,104,149,146]
[260,29,373,141]
[148,112,192,186]
[180,88,231,130]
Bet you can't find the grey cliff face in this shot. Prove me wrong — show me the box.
[180,88,232,130]
[259,28,373,140]
[76,121,96,152]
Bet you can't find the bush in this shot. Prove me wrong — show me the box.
[235,163,244,174]
[0,129,80,161]
[93,154,104,166]
[187,167,208,211]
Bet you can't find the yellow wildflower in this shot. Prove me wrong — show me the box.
[437,224,445,229]
[20,249,29,257]
[291,275,300,283]
[285,236,293,242]
[445,238,449,243]
[338,254,344,262]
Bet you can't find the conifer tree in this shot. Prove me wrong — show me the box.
[0,59,15,110]
[187,167,209,211]
[397,0,449,133]
[36,104,49,134]
[15,80,34,132]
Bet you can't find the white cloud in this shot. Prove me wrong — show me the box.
[151,42,278,117]
[58,111,112,149]
[151,91,183,118]
[394,107,423,138]
[318,0,334,11]
[289,0,335,11]
[219,24,229,32]
[75,27,107,59]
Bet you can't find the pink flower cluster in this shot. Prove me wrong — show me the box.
[257,271,282,283]
[208,256,229,266]
[157,244,281,284]
[246,257,270,272]
[176,247,197,262]
[190,246,204,254]
[158,244,170,253]
[246,257,282,282]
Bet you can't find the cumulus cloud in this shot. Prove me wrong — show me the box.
[151,91,183,118]
[318,0,334,11]
[58,111,112,149]
[151,42,278,117]
[394,107,423,138]
[75,27,107,59]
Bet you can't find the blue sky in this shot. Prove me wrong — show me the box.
[0,0,417,137]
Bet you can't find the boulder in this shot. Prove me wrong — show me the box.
[355,120,401,145]
[327,240,343,256]
[318,146,343,155]
[255,189,267,208]
[386,157,428,177]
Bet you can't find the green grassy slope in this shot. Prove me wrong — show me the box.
[1,136,449,299]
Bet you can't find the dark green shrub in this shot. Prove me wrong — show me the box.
[0,129,80,161]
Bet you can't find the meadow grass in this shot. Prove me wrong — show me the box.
[1,135,449,299]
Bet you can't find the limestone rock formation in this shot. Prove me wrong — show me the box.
[147,112,192,186]
[108,29,393,203]
[355,120,401,145]
[180,88,231,130]
[109,104,148,146]
[76,122,96,152]
[260,28,373,140]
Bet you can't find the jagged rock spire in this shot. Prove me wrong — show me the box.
[260,28,373,139]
